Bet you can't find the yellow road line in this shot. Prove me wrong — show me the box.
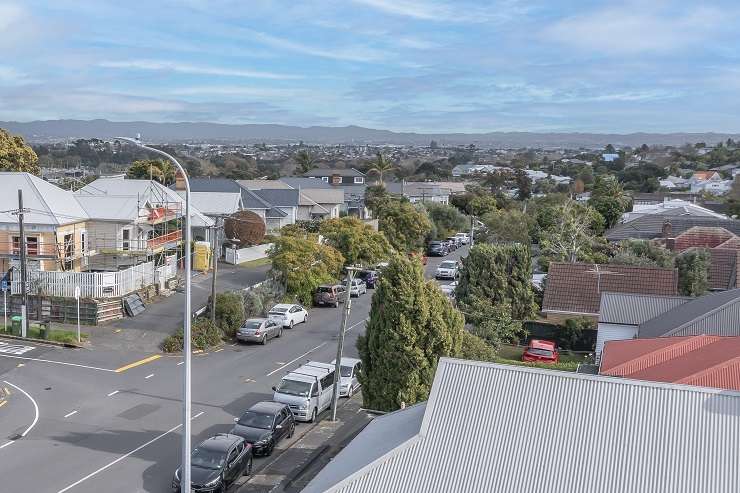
[114,355,162,373]
[0,400,7,408]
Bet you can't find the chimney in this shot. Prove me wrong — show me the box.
[662,219,673,239]
[175,169,186,191]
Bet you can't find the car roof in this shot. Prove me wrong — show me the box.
[271,303,295,309]
[245,318,268,323]
[199,434,241,452]
[530,339,556,349]
[249,401,287,414]
[331,357,361,366]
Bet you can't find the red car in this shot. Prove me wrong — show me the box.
[522,339,559,364]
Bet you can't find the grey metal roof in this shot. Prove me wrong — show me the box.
[253,188,300,207]
[187,178,271,210]
[606,215,740,241]
[304,403,426,493]
[235,179,292,190]
[311,358,740,493]
[279,177,333,189]
[639,288,740,338]
[180,192,242,216]
[598,292,692,325]
[0,172,89,227]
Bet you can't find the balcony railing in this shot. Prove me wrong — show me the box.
[147,230,182,250]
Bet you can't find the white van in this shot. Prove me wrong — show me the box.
[272,361,336,423]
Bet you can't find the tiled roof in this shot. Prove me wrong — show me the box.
[542,262,679,316]
[673,226,736,252]
[600,335,740,391]
[708,248,738,290]
[716,236,740,250]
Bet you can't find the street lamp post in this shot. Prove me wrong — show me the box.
[118,137,193,493]
[331,266,360,421]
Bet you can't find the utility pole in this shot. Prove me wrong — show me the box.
[209,217,221,323]
[469,214,475,248]
[17,190,28,338]
[331,266,359,421]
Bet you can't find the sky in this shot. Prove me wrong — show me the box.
[1,0,740,133]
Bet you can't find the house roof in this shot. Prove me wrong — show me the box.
[303,167,365,178]
[252,188,300,207]
[716,236,740,250]
[708,248,738,290]
[306,357,740,493]
[600,335,740,391]
[674,226,736,252]
[235,179,292,190]
[279,177,333,190]
[0,172,89,227]
[187,178,272,210]
[638,288,740,338]
[605,216,740,242]
[299,188,344,205]
[181,192,242,216]
[542,263,679,316]
[693,171,719,180]
[598,292,691,325]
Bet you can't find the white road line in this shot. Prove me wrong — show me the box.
[0,341,35,355]
[266,342,328,377]
[214,348,224,353]
[56,412,205,493]
[345,317,369,334]
[106,390,119,397]
[0,441,13,449]
[3,381,39,438]
[176,361,184,366]
[64,410,78,418]
[144,374,154,379]
[0,354,116,372]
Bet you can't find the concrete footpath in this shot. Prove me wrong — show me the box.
[240,394,373,493]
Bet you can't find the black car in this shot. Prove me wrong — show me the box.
[230,401,295,456]
[427,241,448,257]
[172,434,252,492]
[357,270,379,289]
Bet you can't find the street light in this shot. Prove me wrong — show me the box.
[331,265,360,421]
[118,136,193,493]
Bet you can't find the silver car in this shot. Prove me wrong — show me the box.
[348,278,367,297]
[236,318,282,345]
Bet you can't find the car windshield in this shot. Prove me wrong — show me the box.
[340,365,353,377]
[276,379,312,397]
[429,242,442,246]
[270,307,288,313]
[317,287,333,293]
[528,348,554,357]
[358,271,373,279]
[439,262,457,268]
[237,411,274,429]
[243,321,262,330]
[191,447,226,470]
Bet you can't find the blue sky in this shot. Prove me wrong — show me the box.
[2,0,740,133]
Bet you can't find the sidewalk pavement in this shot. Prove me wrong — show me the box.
[240,394,373,493]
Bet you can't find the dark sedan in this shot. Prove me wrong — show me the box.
[230,401,295,456]
[427,241,448,257]
[172,434,252,492]
[357,269,379,289]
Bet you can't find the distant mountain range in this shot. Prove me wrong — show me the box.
[3,119,739,148]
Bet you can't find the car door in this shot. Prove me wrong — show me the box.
[268,320,278,339]
[275,409,289,441]
[225,445,240,484]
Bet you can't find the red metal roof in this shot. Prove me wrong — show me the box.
[600,335,740,391]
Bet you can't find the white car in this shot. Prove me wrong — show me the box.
[435,260,459,280]
[440,281,457,298]
[454,232,470,245]
[268,303,308,328]
[331,357,362,397]
[348,278,367,297]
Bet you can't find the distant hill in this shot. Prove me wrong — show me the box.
[2,119,739,148]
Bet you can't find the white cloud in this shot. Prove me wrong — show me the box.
[350,0,525,23]
[98,60,302,80]
[245,30,389,62]
[0,3,23,32]
[544,5,726,55]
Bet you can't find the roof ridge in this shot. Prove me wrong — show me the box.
[603,336,721,376]
[25,173,62,225]
[676,353,740,386]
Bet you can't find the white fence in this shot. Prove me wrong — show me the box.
[224,243,273,265]
[11,260,177,299]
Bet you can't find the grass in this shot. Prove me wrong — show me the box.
[238,257,272,268]
[0,323,88,344]
[495,343,592,372]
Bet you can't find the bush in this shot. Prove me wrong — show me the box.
[215,292,245,337]
[676,248,710,296]
[457,331,497,362]
[559,318,596,350]
[244,279,286,318]
[161,318,223,352]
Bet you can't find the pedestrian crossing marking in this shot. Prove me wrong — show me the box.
[0,342,35,355]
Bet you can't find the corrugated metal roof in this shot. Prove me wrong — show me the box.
[188,178,272,210]
[0,172,89,226]
[313,358,740,493]
[182,192,241,216]
[253,188,300,207]
[638,288,740,338]
[598,292,691,325]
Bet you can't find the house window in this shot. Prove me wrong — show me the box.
[11,236,39,256]
[321,176,329,183]
[11,236,19,255]
[354,177,364,184]
[63,233,74,271]
[331,175,342,185]
[80,231,87,254]
[122,229,131,251]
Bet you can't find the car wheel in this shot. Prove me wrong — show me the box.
[277,327,283,338]
[303,314,308,324]
[245,456,253,476]
[266,440,275,456]
[261,335,267,345]
[334,301,339,308]
[289,320,294,329]
[310,408,317,423]
[347,385,353,398]
[288,423,295,438]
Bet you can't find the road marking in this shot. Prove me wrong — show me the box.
[0,400,6,409]
[114,354,162,373]
[0,441,13,449]
[56,412,205,493]
[244,378,256,383]
[64,410,78,418]
[144,374,154,379]
[0,354,115,372]
[177,361,184,366]
[266,342,327,377]
[214,348,224,353]
[3,381,39,438]
[345,317,369,334]
[107,390,119,397]
[0,341,35,355]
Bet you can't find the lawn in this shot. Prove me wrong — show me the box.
[495,344,591,372]
[0,324,88,345]
[238,257,272,268]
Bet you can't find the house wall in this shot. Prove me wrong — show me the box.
[0,221,88,272]
[596,323,638,360]
[296,205,312,221]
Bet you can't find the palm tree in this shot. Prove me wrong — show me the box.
[295,150,316,174]
[367,152,396,185]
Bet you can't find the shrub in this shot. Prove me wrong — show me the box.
[161,318,223,352]
[559,318,596,350]
[243,279,286,318]
[214,292,245,337]
[676,248,711,296]
[457,331,497,362]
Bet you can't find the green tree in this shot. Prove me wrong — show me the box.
[481,208,532,244]
[461,297,526,349]
[425,203,469,240]
[515,168,532,200]
[467,194,498,216]
[377,200,432,253]
[127,159,175,184]
[540,200,604,264]
[269,234,345,305]
[319,216,392,266]
[366,152,396,184]
[675,248,710,296]
[610,239,675,268]
[728,179,740,217]
[294,150,316,174]
[456,243,536,320]
[213,292,245,338]
[458,331,497,362]
[357,255,464,411]
[589,175,630,228]
[0,128,40,175]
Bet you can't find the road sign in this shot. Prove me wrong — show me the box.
[74,286,81,300]
[1,280,7,292]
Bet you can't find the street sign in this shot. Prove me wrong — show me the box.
[74,286,81,300]
[1,280,7,292]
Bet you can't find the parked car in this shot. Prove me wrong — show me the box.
[268,303,308,328]
[522,339,559,364]
[172,434,252,492]
[314,284,346,308]
[409,251,428,265]
[454,232,470,245]
[427,241,448,257]
[357,270,379,289]
[230,401,295,457]
[272,361,336,422]
[236,318,282,345]
[348,278,367,297]
[331,357,362,398]
[447,236,462,248]
[435,260,460,280]
[445,237,459,250]
[440,281,457,298]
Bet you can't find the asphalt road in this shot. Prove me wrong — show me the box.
[0,246,467,493]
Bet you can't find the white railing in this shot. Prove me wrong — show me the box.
[11,261,160,299]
